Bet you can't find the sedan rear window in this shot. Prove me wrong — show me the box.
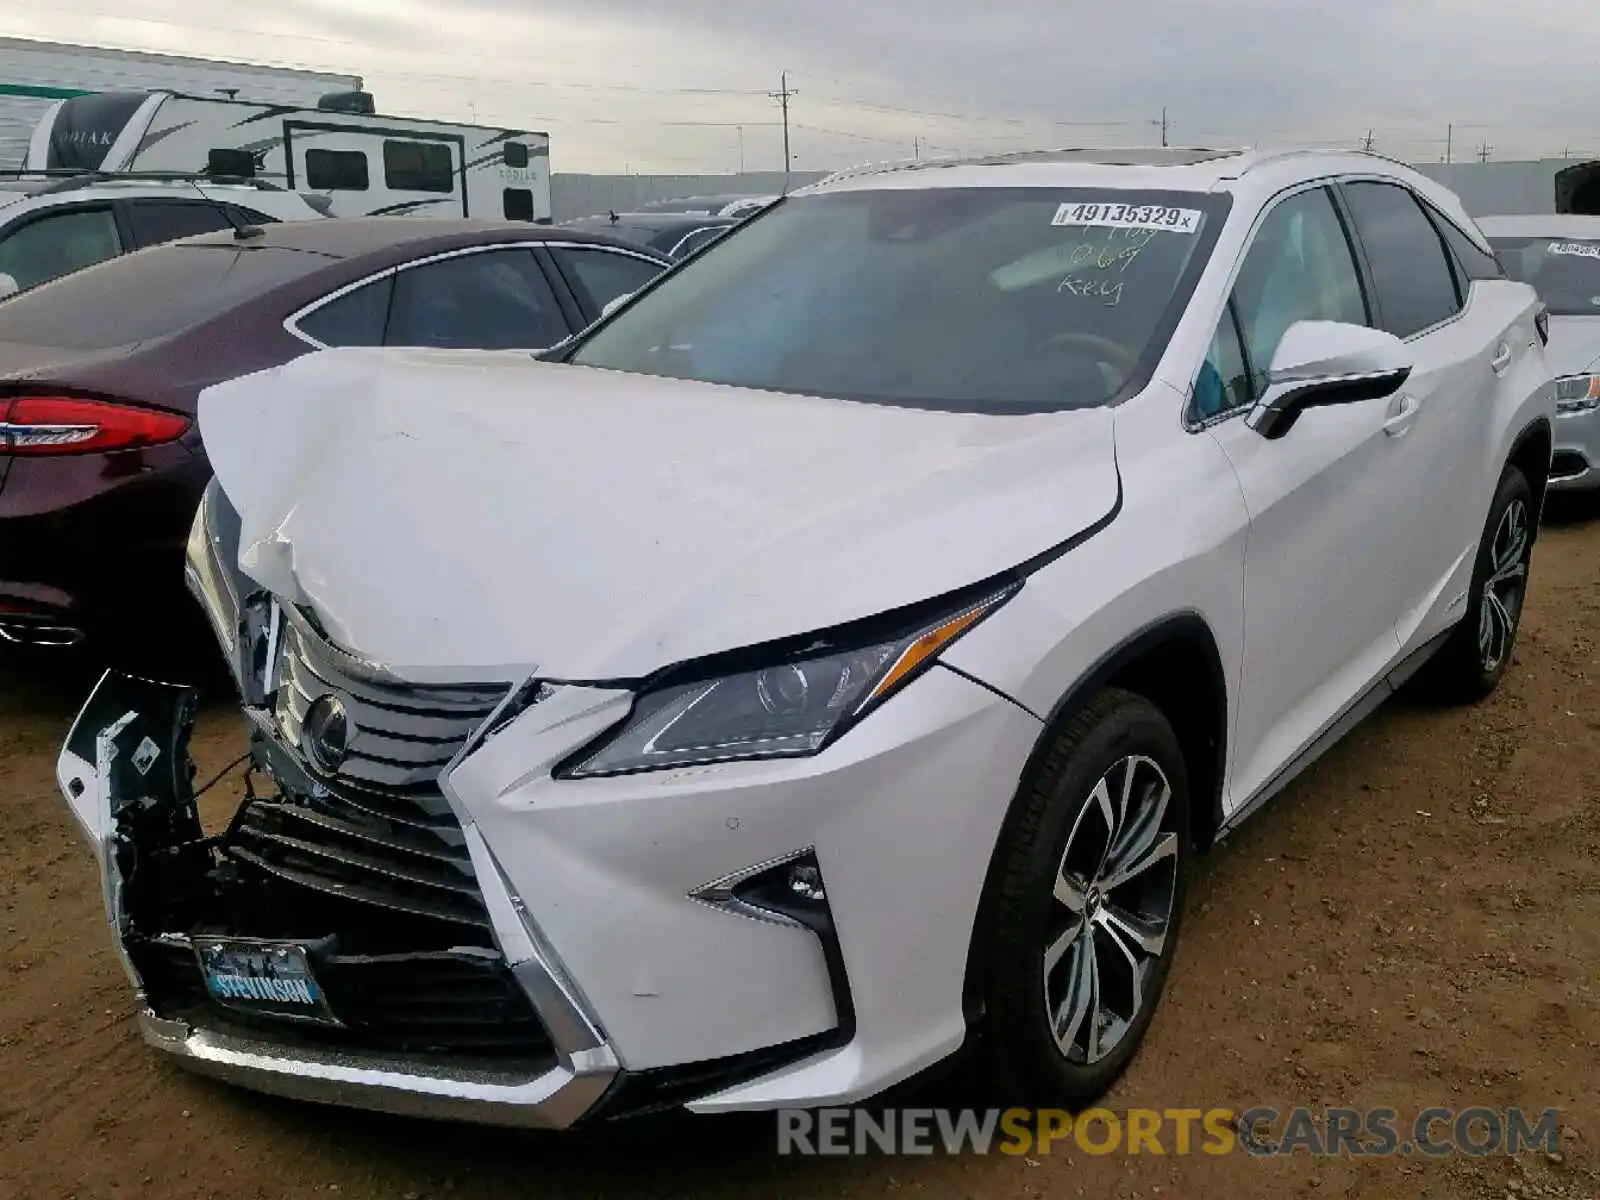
[568,188,1229,412]
[1490,237,1600,316]
[0,243,332,349]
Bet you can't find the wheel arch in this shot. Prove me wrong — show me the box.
[1507,416,1553,534]
[961,610,1229,1030]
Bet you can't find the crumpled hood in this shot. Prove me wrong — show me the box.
[1543,316,1600,377]
[198,347,1120,681]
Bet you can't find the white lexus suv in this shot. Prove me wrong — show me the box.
[56,148,1555,1129]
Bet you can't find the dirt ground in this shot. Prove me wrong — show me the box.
[2,507,1598,1200]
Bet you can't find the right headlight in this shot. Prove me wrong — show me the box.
[1555,374,1600,414]
[560,584,1018,778]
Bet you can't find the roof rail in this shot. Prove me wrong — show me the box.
[0,168,286,194]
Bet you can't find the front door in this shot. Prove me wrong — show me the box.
[1199,182,1413,805]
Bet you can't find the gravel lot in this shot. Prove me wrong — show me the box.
[2,507,1597,1199]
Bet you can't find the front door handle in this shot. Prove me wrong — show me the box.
[1383,393,1420,437]
[1490,342,1513,375]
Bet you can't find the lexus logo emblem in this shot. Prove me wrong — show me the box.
[301,694,351,775]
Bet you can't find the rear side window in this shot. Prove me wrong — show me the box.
[0,243,331,348]
[385,249,566,349]
[1340,181,1462,338]
[384,140,453,193]
[296,276,393,346]
[124,200,235,249]
[1429,209,1504,284]
[306,149,369,192]
[552,246,664,313]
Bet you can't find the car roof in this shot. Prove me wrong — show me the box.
[176,216,667,260]
[1476,214,1600,239]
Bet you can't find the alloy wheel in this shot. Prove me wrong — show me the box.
[1042,754,1179,1065]
[1479,497,1530,674]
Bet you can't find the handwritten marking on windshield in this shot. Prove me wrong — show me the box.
[1057,275,1123,306]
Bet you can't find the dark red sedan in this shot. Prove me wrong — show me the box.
[0,217,669,658]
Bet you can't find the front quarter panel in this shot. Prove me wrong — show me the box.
[942,384,1249,813]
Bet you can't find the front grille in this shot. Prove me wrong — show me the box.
[139,616,556,1062]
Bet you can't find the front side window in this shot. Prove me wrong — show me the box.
[385,249,565,349]
[1340,181,1461,338]
[0,206,122,291]
[1490,236,1600,316]
[1227,185,1368,404]
[568,188,1230,412]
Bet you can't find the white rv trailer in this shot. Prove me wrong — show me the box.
[0,36,358,170]
[25,90,553,223]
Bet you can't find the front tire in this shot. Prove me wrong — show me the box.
[1418,465,1534,704]
[978,688,1190,1105]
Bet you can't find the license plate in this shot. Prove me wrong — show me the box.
[194,937,339,1025]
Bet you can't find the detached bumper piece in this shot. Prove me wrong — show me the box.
[56,666,618,1129]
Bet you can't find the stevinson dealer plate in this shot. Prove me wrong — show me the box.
[193,936,340,1025]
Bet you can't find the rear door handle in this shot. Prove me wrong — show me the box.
[1383,393,1420,437]
[1490,342,1513,375]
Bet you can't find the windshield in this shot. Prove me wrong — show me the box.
[0,243,331,349]
[1490,236,1600,316]
[568,187,1229,412]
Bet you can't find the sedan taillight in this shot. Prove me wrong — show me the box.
[0,396,190,457]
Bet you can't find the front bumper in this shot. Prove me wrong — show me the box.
[57,653,1043,1123]
[1549,404,1600,491]
[56,671,617,1129]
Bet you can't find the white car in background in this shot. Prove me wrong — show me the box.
[57,147,1554,1129]
[0,173,327,298]
[1480,214,1600,490]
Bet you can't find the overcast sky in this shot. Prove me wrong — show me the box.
[6,0,1600,173]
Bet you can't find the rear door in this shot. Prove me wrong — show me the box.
[1334,179,1525,652]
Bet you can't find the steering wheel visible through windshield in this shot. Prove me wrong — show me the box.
[567,186,1230,412]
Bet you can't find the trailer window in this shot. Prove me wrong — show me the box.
[503,189,534,221]
[384,141,454,193]
[504,143,530,169]
[305,149,369,192]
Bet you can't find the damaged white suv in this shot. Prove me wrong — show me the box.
[57,148,1555,1129]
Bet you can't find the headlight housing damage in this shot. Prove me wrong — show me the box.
[563,585,1018,778]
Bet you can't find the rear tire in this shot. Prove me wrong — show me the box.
[977,688,1190,1106]
[1416,465,1534,704]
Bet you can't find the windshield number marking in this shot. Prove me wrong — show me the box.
[1052,202,1201,234]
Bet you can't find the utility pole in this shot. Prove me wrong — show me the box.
[769,71,798,186]
[737,124,745,174]
[1150,106,1169,147]
[1445,123,1453,164]
[1361,129,1374,152]
[1477,139,1492,162]
[914,136,924,160]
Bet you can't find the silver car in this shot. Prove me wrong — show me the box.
[1480,215,1600,490]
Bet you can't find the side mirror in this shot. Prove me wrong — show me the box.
[600,291,633,319]
[1246,320,1413,440]
[0,272,19,301]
